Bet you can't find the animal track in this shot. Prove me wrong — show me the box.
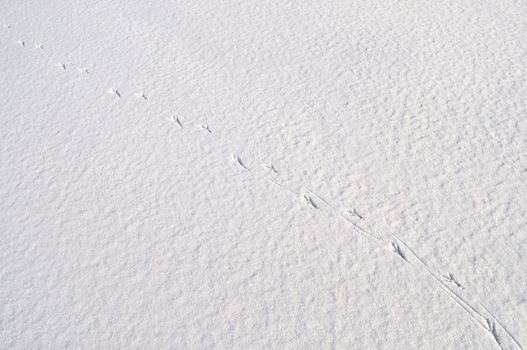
[200,123,212,133]
[486,319,497,336]
[441,272,463,289]
[302,194,318,209]
[108,88,121,98]
[155,110,523,348]
[388,242,407,262]
[172,115,183,128]
[480,303,525,350]
[342,208,364,220]
[262,163,278,174]
[9,29,520,349]
[3,24,10,29]
[389,234,526,349]
[268,179,299,196]
[231,154,248,170]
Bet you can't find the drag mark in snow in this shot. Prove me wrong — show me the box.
[10,30,519,348]
[256,164,517,348]
[390,234,524,349]
[266,178,319,209]
[303,190,374,240]
[267,174,380,241]
[268,179,299,197]
[338,212,381,242]
[480,303,525,350]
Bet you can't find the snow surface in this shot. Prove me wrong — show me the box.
[1,0,526,349]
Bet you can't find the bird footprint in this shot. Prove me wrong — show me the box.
[262,164,278,174]
[302,194,318,209]
[200,123,212,133]
[388,242,407,261]
[172,115,183,128]
[108,87,121,98]
[441,272,463,289]
[343,208,364,220]
[231,154,248,170]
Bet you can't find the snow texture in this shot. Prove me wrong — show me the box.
[1,0,526,349]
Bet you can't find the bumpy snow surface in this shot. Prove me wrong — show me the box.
[1,1,526,349]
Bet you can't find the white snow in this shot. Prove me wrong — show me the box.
[1,0,526,349]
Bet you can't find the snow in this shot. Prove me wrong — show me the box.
[1,0,526,348]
